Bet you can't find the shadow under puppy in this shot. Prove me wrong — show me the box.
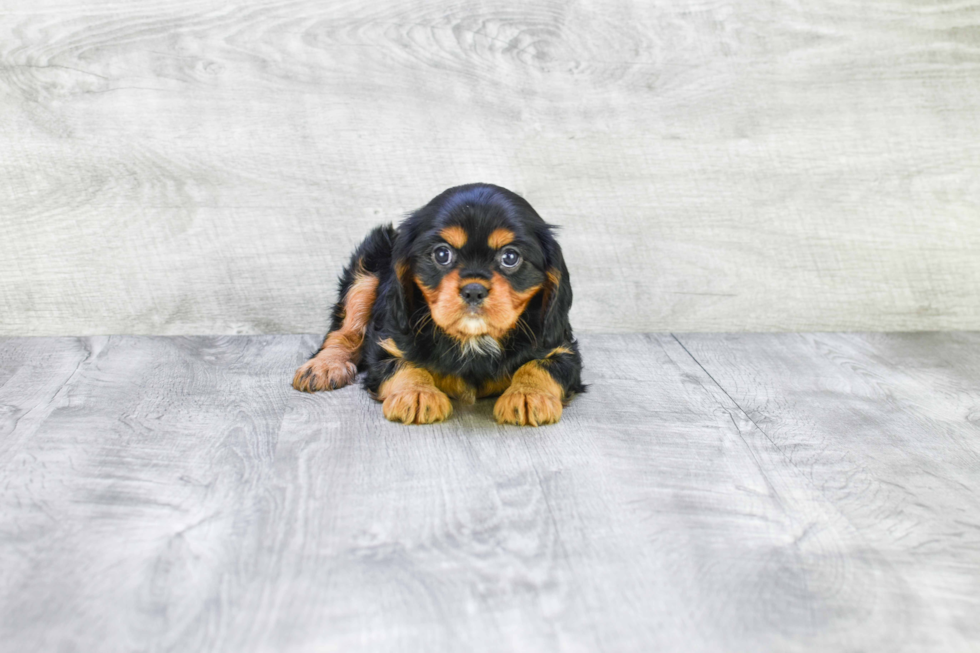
[293,183,584,426]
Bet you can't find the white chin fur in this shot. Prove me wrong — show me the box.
[458,316,489,336]
[460,334,502,359]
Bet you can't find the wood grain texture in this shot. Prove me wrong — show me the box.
[1,333,978,651]
[674,331,980,649]
[0,335,296,651]
[1,0,979,335]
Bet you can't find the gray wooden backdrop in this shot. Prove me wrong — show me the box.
[2,0,978,336]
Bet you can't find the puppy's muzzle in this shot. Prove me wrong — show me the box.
[460,283,488,306]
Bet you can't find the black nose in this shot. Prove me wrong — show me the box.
[460,283,488,306]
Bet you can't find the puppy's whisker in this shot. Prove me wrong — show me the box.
[412,312,433,334]
[517,317,532,341]
[515,316,536,345]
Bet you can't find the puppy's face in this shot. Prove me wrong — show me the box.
[408,206,548,343]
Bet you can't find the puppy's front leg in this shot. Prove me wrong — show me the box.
[493,345,582,426]
[378,364,453,425]
[293,264,379,392]
[494,360,564,427]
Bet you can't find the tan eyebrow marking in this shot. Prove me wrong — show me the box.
[440,225,467,249]
[488,228,515,249]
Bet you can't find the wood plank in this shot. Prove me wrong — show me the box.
[176,332,839,652]
[0,336,95,463]
[674,331,980,651]
[1,0,979,335]
[0,335,298,652]
[1,333,978,651]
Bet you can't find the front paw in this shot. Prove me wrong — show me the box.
[383,388,453,424]
[494,388,562,426]
[292,352,357,392]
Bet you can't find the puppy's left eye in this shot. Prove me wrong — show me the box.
[500,248,521,269]
[433,245,454,266]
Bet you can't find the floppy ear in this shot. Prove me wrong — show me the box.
[537,225,573,345]
[386,225,418,335]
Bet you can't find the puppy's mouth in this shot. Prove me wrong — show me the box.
[452,310,503,358]
[456,311,489,336]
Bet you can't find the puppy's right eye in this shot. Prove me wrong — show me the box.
[433,245,454,267]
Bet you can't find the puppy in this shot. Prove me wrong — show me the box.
[292,183,584,426]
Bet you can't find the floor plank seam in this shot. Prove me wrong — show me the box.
[668,333,921,565]
[654,333,794,509]
[665,332,865,526]
[670,334,783,453]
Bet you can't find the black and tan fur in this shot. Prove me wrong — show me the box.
[293,183,585,426]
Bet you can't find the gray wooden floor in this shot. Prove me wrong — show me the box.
[1,333,978,652]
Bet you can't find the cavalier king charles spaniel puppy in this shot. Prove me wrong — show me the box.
[293,183,584,426]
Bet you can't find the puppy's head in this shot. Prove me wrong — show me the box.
[389,184,570,348]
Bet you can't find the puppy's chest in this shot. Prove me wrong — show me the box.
[430,370,512,404]
[424,349,516,399]
[435,355,504,386]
